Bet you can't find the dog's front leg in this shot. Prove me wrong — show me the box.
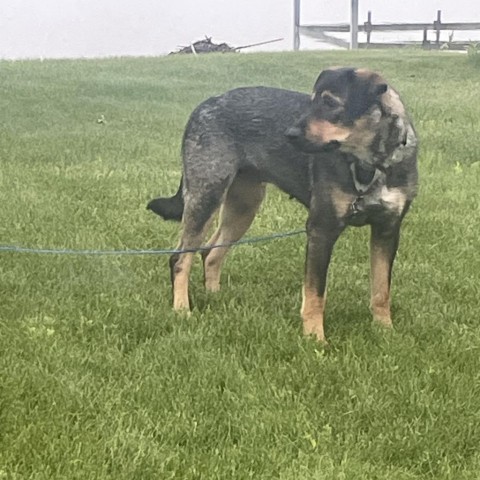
[302,215,343,342]
[369,221,401,327]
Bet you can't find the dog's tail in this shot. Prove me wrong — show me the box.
[147,177,184,222]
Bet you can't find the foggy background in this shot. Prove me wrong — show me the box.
[1,0,479,59]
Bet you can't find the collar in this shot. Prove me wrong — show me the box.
[349,163,383,195]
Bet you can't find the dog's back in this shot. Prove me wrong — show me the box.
[147,87,314,221]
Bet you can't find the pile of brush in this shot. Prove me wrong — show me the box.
[170,37,235,55]
[170,36,283,55]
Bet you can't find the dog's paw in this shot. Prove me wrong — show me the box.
[372,314,393,328]
[205,281,221,293]
[303,322,327,344]
[173,298,191,313]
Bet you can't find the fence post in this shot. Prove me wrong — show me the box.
[350,0,359,49]
[434,10,442,47]
[365,11,372,45]
[294,0,301,51]
[422,28,429,48]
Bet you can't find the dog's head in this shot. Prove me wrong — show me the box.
[286,67,416,167]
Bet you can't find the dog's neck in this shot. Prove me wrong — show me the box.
[347,113,417,171]
[375,117,417,168]
[375,88,418,168]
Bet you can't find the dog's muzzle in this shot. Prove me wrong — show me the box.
[285,126,341,152]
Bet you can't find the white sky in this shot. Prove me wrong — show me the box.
[1,0,479,59]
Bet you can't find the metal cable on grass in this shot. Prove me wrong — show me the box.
[0,229,306,256]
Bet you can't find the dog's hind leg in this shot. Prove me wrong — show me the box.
[202,173,266,292]
[170,185,228,311]
[170,128,241,310]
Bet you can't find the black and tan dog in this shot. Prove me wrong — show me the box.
[148,67,418,342]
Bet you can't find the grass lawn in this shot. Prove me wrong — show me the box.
[1,50,480,479]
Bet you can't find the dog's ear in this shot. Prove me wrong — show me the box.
[336,67,356,83]
[313,66,355,92]
[375,83,388,96]
[346,68,357,81]
[313,69,333,91]
[380,87,406,117]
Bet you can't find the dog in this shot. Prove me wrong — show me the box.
[147,67,418,342]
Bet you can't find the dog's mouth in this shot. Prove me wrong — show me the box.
[303,140,341,154]
[320,140,341,151]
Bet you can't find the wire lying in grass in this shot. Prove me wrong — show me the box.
[0,229,306,256]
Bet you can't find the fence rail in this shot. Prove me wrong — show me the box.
[295,8,480,50]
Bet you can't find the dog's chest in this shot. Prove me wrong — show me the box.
[335,165,407,227]
[346,185,407,226]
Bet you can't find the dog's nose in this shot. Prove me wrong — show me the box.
[285,126,302,140]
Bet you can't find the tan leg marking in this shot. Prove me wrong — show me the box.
[172,214,217,311]
[301,285,326,342]
[173,252,195,311]
[203,229,222,292]
[203,176,265,292]
[370,243,392,327]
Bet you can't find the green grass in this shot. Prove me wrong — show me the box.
[467,43,480,67]
[1,50,480,479]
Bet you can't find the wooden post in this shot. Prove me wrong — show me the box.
[294,0,301,51]
[350,0,359,49]
[366,11,372,45]
[422,28,429,49]
[434,10,442,47]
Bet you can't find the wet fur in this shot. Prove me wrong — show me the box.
[148,67,418,342]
